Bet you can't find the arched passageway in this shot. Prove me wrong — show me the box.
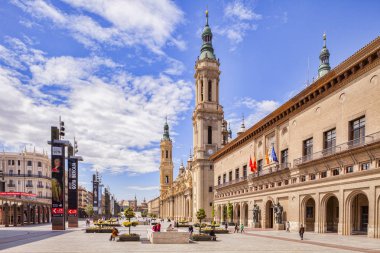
[326,196,339,233]
[349,193,369,235]
[305,198,315,231]
[265,200,274,229]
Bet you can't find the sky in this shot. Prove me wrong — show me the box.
[0,0,379,203]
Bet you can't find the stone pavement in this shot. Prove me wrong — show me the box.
[0,221,379,253]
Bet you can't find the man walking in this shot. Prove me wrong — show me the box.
[234,223,239,233]
[299,224,305,240]
[240,223,245,233]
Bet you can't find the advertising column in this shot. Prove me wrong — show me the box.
[68,157,78,227]
[92,174,99,217]
[51,143,65,230]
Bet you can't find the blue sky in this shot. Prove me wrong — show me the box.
[0,0,379,203]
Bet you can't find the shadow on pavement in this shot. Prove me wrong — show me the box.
[0,229,73,251]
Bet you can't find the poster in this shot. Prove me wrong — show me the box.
[51,143,65,220]
[68,158,78,217]
[93,174,99,213]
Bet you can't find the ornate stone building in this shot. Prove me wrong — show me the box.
[211,35,380,238]
[157,11,228,221]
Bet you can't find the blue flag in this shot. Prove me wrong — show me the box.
[271,146,278,163]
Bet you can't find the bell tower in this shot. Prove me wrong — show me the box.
[191,10,224,221]
[160,118,173,194]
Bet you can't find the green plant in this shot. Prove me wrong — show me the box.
[211,203,215,220]
[85,204,94,217]
[196,208,207,235]
[118,233,140,241]
[124,207,136,235]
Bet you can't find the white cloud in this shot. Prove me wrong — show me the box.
[12,0,185,54]
[228,97,279,135]
[214,0,262,51]
[127,186,159,191]
[0,38,193,174]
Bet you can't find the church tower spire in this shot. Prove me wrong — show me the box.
[199,9,216,60]
[160,118,173,194]
[318,32,331,78]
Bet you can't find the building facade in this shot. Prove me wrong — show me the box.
[147,196,160,217]
[210,36,380,238]
[0,150,52,226]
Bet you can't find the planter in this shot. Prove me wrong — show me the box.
[177,224,190,228]
[191,234,212,241]
[203,229,229,234]
[86,228,113,233]
[118,233,140,241]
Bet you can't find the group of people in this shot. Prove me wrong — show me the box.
[233,223,245,233]
[152,223,161,232]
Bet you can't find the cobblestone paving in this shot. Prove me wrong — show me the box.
[0,222,379,253]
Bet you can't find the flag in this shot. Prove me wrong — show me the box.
[249,156,253,172]
[271,146,279,163]
[252,156,257,172]
[265,149,270,165]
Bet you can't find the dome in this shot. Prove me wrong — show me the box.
[202,25,212,35]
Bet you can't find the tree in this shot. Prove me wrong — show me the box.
[141,210,147,218]
[227,202,233,223]
[211,204,215,220]
[196,208,206,234]
[85,204,94,218]
[124,207,136,235]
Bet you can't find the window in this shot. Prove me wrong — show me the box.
[321,171,327,178]
[9,170,13,176]
[27,160,32,166]
[8,160,11,166]
[37,161,42,167]
[257,159,263,172]
[310,174,316,180]
[165,176,169,184]
[207,126,212,144]
[165,150,168,159]
[18,170,20,175]
[201,81,204,101]
[243,165,247,178]
[277,182,282,187]
[303,138,313,159]
[18,160,20,166]
[38,171,42,177]
[284,180,289,185]
[27,170,32,176]
[350,116,365,144]
[332,168,339,176]
[209,165,213,170]
[361,162,370,171]
[281,149,288,164]
[324,128,336,150]
[235,168,239,179]
[300,175,306,182]
[345,166,353,173]
[27,180,32,187]
[229,171,232,181]
[208,80,212,101]
[292,178,297,184]
[218,176,221,185]
[209,202,213,207]
[223,174,226,183]
[209,186,213,192]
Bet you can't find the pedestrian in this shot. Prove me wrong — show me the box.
[286,221,290,232]
[189,225,194,236]
[209,228,216,241]
[109,227,119,241]
[299,224,305,240]
[240,223,245,233]
[234,223,239,233]
[224,222,228,230]
[157,222,161,232]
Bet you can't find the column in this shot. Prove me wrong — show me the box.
[20,204,24,226]
[4,203,9,227]
[239,203,244,226]
[221,204,225,224]
[37,206,41,224]
[13,203,18,227]
[27,205,31,225]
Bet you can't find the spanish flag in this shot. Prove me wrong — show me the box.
[249,156,257,172]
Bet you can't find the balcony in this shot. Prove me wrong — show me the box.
[294,131,380,166]
[248,163,290,180]
[215,176,248,190]
[7,183,16,187]
[26,184,33,188]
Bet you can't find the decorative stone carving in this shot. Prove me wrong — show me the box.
[273,202,283,224]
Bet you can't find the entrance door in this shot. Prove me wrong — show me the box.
[360,206,368,232]
[269,207,273,228]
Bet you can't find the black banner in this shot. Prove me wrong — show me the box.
[51,143,65,218]
[68,158,78,217]
[93,175,99,214]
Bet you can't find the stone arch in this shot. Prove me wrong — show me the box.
[234,203,240,224]
[321,193,339,233]
[376,195,380,238]
[300,195,315,231]
[344,190,369,235]
[243,202,249,226]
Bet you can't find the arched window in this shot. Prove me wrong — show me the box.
[208,126,212,144]
[208,80,212,101]
[165,176,169,184]
[165,150,168,159]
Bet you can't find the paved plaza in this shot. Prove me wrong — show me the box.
[0,221,380,253]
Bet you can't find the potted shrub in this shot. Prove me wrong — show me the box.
[191,208,212,241]
[118,207,140,241]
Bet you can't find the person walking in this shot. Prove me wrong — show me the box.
[234,223,239,233]
[286,221,290,232]
[224,222,228,230]
[299,224,305,240]
[188,225,194,236]
[240,223,245,233]
[109,227,119,241]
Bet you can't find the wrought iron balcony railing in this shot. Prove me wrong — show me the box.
[248,163,290,180]
[215,176,248,190]
[294,131,380,166]
[5,173,51,180]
